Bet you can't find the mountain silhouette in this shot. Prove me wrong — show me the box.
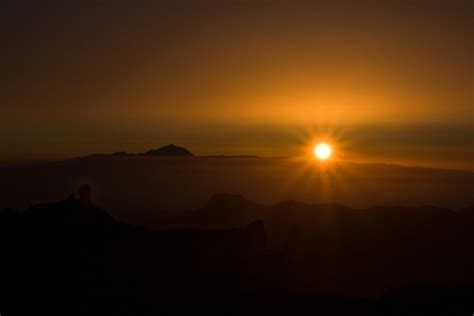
[143,144,194,157]
[73,144,195,159]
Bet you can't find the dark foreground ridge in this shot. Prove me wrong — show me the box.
[1,187,473,315]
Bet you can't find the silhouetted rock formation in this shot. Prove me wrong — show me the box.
[143,144,194,157]
[0,188,288,315]
[78,184,92,207]
[22,186,116,234]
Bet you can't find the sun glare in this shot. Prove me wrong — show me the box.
[314,143,332,160]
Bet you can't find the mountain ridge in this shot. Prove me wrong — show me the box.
[144,144,195,157]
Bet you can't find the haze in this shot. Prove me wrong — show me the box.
[1,0,472,169]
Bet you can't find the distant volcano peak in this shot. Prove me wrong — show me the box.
[144,144,194,157]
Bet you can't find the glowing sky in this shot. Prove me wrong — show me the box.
[0,1,472,168]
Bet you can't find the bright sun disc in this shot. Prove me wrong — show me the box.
[314,143,332,160]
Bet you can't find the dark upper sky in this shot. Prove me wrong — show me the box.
[0,0,472,168]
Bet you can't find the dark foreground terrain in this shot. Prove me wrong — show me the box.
[1,187,473,315]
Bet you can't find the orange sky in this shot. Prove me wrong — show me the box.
[0,1,472,169]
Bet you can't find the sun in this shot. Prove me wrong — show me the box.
[314,143,332,160]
